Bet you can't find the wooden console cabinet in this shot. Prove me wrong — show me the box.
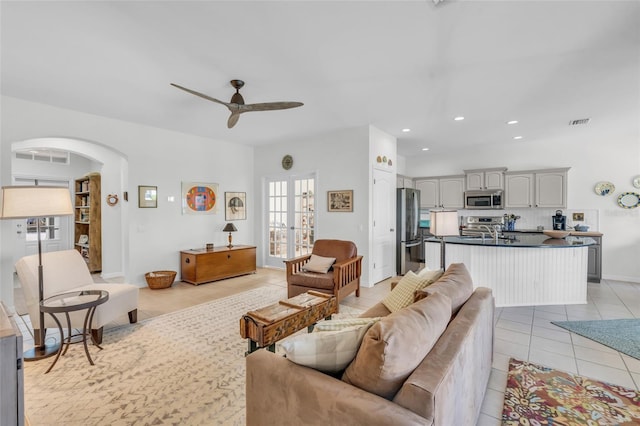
[180,245,256,285]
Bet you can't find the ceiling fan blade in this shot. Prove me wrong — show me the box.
[227,112,240,128]
[240,101,304,112]
[170,83,230,107]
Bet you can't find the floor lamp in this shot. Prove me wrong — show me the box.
[430,210,459,270]
[0,186,74,361]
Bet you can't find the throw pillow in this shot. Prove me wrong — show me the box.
[381,269,443,313]
[302,254,336,273]
[342,292,452,400]
[279,323,374,373]
[314,317,381,332]
[416,265,440,278]
[422,263,473,314]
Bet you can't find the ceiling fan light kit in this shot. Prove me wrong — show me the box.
[171,79,303,128]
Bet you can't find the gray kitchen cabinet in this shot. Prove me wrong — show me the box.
[396,175,414,189]
[587,236,602,283]
[415,179,439,208]
[415,176,464,209]
[464,167,506,190]
[504,173,534,207]
[505,168,569,208]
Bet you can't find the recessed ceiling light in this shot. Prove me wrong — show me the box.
[513,136,523,140]
[454,116,465,121]
[422,148,430,151]
[506,120,519,125]
[402,128,411,133]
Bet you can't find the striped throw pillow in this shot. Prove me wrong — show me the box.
[314,317,381,332]
[279,323,373,373]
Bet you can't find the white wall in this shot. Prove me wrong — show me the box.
[404,128,640,282]
[253,126,374,285]
[1,96,255,308]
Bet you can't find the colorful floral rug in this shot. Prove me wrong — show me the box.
[502,358,640,425]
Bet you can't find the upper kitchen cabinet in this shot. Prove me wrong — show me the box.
[396,175,414,189]
[505,168,569,208]
[464,167,507,190]
[415,175,465,209]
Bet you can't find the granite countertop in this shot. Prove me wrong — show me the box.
[426,234,597,248]
[503,229,603,237]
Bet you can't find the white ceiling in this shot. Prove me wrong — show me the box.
[2,1,639,157]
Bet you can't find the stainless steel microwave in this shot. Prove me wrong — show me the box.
[464,190,504,209]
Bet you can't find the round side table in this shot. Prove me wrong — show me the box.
[40,290,109,374]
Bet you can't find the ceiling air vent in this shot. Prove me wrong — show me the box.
[569,118,590,126]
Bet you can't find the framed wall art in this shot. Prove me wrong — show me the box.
[138,185,157,208]
[182,182,219,214]
[327,190,353,212]
[225,192,247,220]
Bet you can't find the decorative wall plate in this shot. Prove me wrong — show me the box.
[617,192,640,209]
[594,181,615,196]
[633,175,640,189]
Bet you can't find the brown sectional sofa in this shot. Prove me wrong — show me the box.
[246,263,495,426]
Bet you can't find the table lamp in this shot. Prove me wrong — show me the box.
[430,210,459,270]
[0,186,74,360]
[223,222,238,248]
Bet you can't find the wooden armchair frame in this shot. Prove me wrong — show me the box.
[284,252,363,307]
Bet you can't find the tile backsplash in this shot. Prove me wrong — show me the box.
[421,208,599,231]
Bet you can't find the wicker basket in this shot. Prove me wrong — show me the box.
[145,270,177,289]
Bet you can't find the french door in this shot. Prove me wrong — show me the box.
[265,174,316,268]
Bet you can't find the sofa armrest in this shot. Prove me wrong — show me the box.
[246,350,428,426]
[283,254,312,278]
[332,255,363,287]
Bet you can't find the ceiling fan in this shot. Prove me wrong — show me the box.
[170,79,303,128]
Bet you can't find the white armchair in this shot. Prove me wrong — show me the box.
[15,249,139,345]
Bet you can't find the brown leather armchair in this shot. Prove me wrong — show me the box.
[284,239,363,310]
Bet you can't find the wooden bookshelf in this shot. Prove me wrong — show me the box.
[74,173,102,272]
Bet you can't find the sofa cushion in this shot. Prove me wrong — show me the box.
[342,291,452,400]
[312,239,357,263]
[280,320,377,373]
[302,254,336,273]
[419,263,473,313]
[381,269,443,313]
[288,271,334,290]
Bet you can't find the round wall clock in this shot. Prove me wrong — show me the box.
[282,154,293,170]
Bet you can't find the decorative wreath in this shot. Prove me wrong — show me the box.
[106,194,119,206]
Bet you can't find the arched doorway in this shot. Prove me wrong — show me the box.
[10,137,130,280]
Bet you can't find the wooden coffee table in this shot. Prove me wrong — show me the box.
[240,291,337,356]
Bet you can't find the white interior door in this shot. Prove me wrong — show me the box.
[371,168,395,283]
[265,174,316,268]
[11,178,72,265]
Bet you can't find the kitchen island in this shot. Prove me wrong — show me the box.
[425,234,596,307]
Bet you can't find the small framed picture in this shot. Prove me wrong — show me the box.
[138,185,157,208]
[225,192,247,220]
[327,190,353,212]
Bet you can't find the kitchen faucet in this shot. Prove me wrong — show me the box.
[478,224,501,241]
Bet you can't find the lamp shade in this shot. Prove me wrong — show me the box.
[430,210,459,237]
[0,186,73,219]
[223,223,238,232]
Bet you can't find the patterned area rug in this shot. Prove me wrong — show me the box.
[23,286,361,425]
[552,319,640,360]
[502,358,640,425]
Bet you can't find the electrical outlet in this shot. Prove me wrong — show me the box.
[573,212,584,221]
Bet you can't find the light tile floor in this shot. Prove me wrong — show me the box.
[14,270,640,425]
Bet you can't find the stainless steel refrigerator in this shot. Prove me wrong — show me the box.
[396,188,422,275]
